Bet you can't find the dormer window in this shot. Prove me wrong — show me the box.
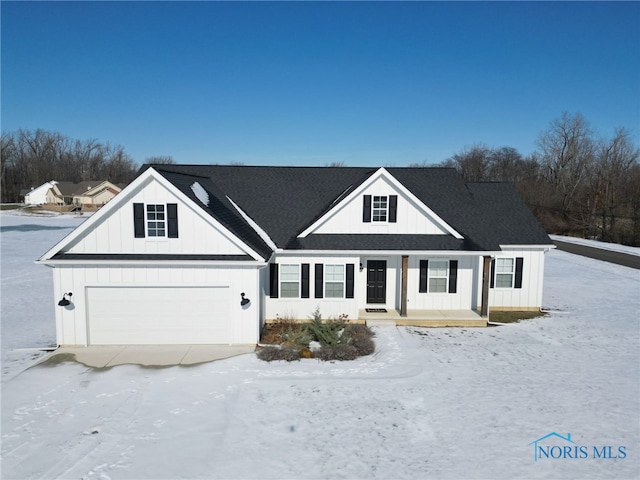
[362,195,397,223]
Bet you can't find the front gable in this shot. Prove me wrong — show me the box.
[74,181,122,204]
[39,169,266,262]
[298,168,462,239]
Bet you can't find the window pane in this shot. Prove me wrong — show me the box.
[429,260,448,277]
[372,210,387,222]
[373,196,387,208]
[280,265,299,281]
[281,282,299,298]
[429,278,447,292]
[325,282,344,298]
[496,258,514,273]
[372,196,388,222]
[146,204,166,237]
[280,265,299,297]
[325,264,344,281]
[496,274,513,288]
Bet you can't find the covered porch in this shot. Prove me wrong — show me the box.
[359,308,487,327]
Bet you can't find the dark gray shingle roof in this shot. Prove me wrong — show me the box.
[140,164,552,255]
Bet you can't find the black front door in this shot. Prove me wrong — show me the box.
[367,260,387,304]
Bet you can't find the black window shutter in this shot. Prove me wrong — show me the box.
[363,195,372,222]
[346,264,355,299]
[514,257,524,289]
[448,260,458,294]
[133,203,145,238]
[389,195,398,223]
[167,203,178,238]
[301,264,310,298]
[270,264,279,298]
[490,259,496,288]
[419,260,428,293]
[315,264,324,298]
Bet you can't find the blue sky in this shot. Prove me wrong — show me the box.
[2,1,639,166]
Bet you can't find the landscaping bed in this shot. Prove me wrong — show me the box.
[258,309,375,362]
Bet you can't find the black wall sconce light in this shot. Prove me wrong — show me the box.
[359,263,364,272]
[58,292,73,307]
[240,292,250,306]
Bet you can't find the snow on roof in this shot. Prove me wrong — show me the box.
[190,181,210,207]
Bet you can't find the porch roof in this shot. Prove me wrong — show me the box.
[285,234,480,251]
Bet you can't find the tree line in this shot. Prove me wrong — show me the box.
[1,129,138,203]
[431,112,640,246]
[2,112,639,245]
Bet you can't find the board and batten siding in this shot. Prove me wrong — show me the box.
[486,248,547,310]
[406,255,477,310]
[66,179,249,256]
[52,264,261,346]
[311,176,449,235]
[265,255,360,321]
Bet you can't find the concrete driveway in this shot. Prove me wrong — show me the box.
[35,344,256,368]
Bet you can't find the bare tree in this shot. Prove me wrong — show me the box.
[444,144,492,182]
[145,155,175,164]
[590,128,640,241]
[536,112,595,214]
[1,129,138,202]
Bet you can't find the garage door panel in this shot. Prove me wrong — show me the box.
[87,286,231,345]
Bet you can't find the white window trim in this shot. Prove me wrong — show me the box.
[495,257,515,288]
[427,258,449,294]
[324,264,345,298]
[146,204,167,238]
[279,264,301,298]
[372,195,388,223]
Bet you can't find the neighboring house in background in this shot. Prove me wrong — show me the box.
[46,181,122,209]
[24,181,57,205]
[38,165,554,347]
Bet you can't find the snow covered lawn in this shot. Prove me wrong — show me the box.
[1,212,639,479]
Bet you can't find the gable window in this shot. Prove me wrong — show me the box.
[372,196,388,222]
[325,264,345,298]
[146,204,166,237]
[491,257,524,289]
[134,203,178,239]
[280,264,300,298]
[363,195,398,223]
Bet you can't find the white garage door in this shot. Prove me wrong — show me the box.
[87,286,231,345]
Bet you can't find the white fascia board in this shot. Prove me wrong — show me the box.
[297,167,463,239]
[275,249,498,257]
[226,195,278,251]
[36,259,267,267]
[38,168,266,262]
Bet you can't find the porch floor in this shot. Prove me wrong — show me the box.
[359,309,487,327]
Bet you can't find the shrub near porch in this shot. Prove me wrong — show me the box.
[258,309,375,362]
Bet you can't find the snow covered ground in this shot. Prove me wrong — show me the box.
[1,212,639,480]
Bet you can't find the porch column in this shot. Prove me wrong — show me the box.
[400,255,408,317]
[480,255,491,317]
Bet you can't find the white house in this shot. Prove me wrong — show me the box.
[38,165,554,347]
[24,181,57,205]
